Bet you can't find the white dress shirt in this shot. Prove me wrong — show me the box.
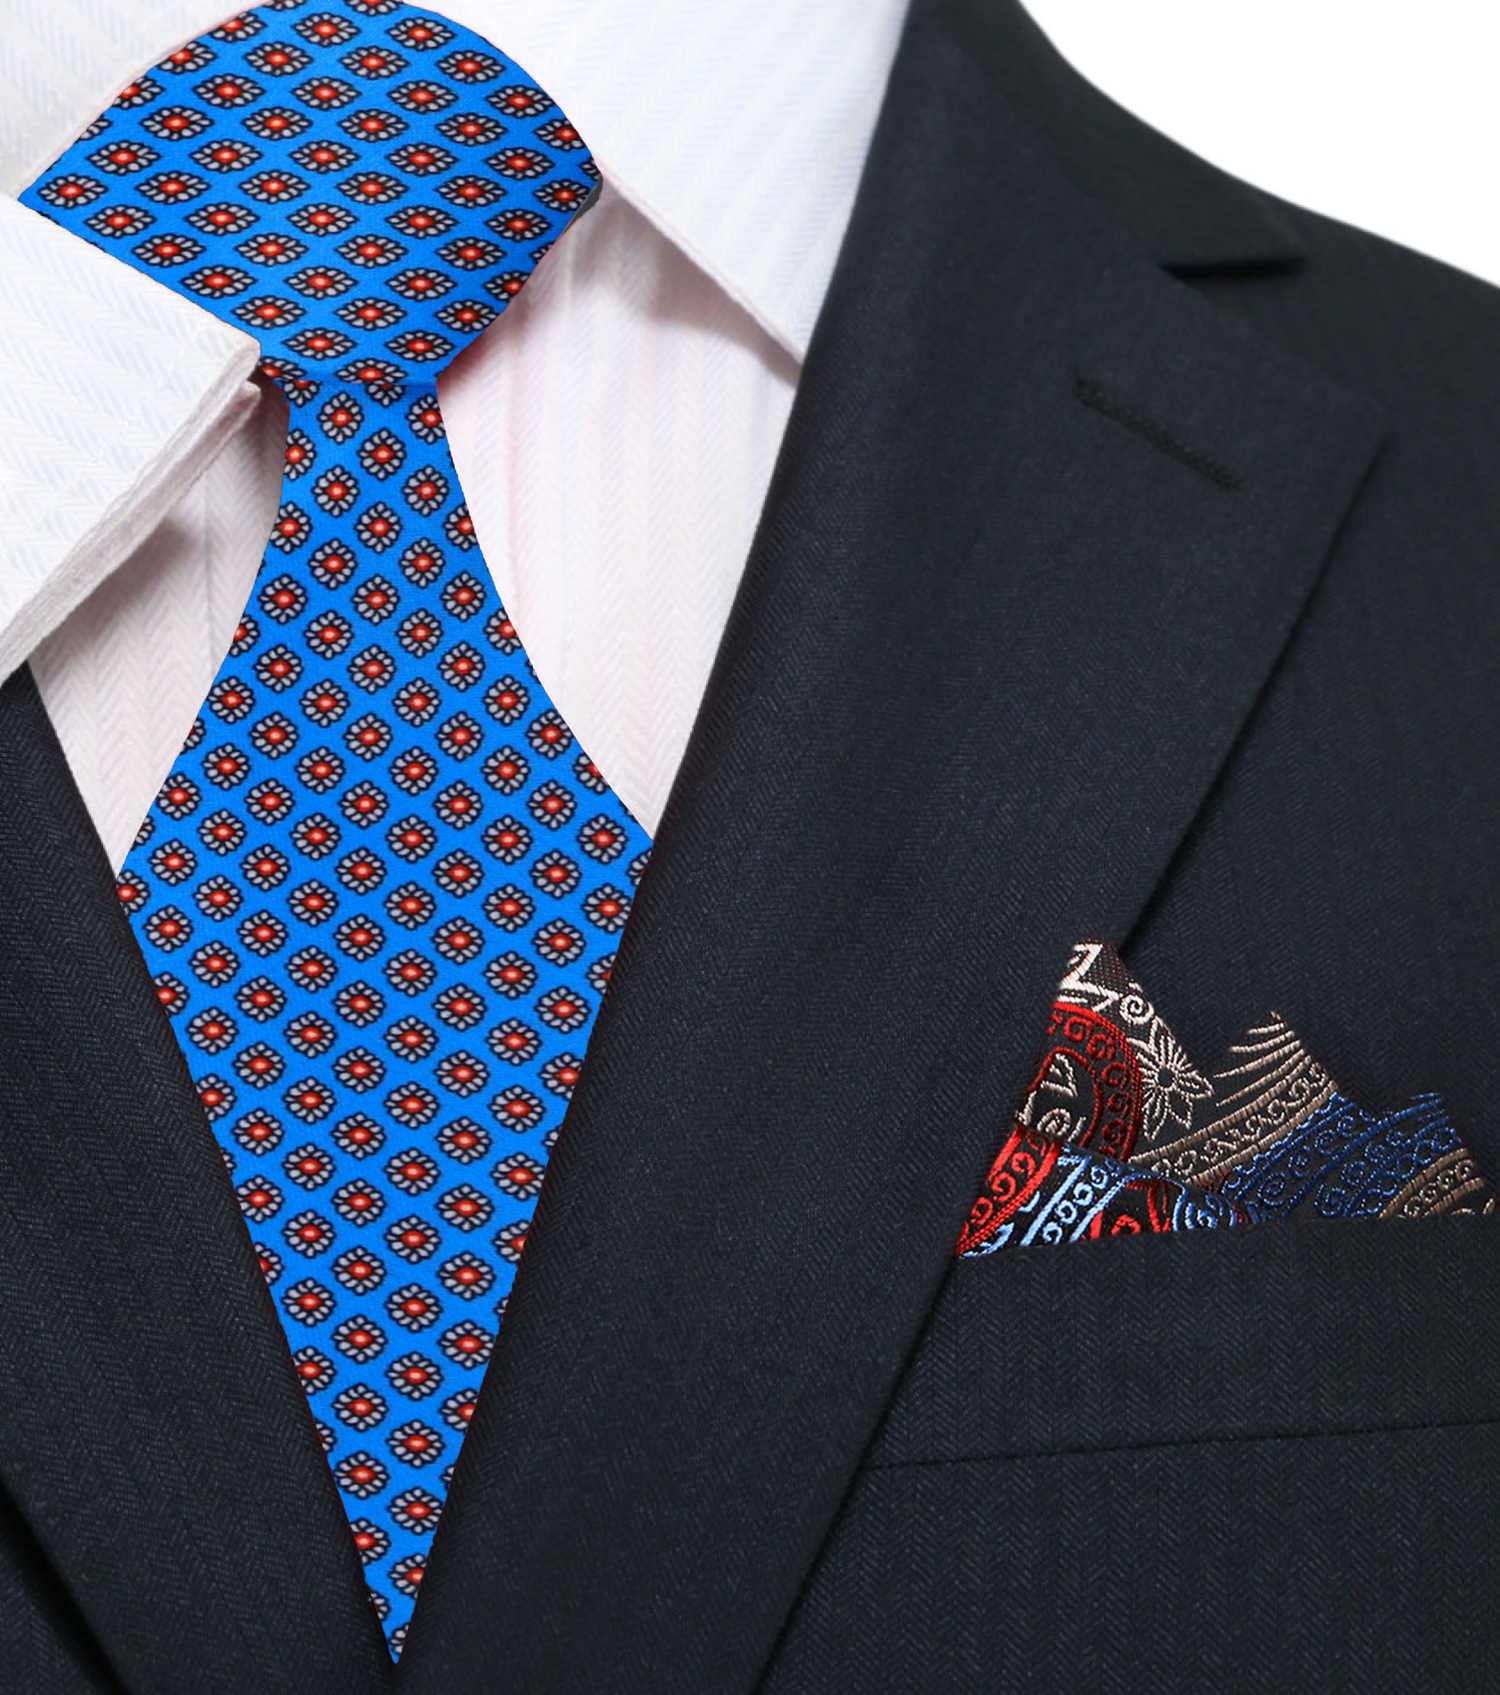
[0,0,908,866]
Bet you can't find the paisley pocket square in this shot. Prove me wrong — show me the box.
[959,939,1495,1256]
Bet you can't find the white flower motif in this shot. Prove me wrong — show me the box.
[1134,1018,1213,1140]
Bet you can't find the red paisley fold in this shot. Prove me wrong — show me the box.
[956,1123,1060,1255]
[1028,1001,1145,1161]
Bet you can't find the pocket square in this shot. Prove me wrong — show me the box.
[959,939,1495,1255]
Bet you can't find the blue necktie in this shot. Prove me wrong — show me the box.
[23,0,649,1653]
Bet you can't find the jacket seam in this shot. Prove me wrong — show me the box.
[865,1409,1500,1470]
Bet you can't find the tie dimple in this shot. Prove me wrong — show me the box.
[22,0,647,1654]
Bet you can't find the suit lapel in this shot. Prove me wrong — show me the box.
[0,667,390,1694]
[397,3,1385,1691]
[940,0,1307,272]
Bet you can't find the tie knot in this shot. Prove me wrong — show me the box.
[22,0,597,386]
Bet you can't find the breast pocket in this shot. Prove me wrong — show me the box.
[763,1221,1500,1695]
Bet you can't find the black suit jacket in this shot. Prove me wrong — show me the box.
[3,0,1499,1689]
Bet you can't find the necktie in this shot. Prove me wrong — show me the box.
[22,0,649,1653]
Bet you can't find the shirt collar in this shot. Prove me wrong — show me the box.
[448,0,911,360]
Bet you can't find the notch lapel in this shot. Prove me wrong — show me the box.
[401,2,1385,1689]
[0,668,390,1694]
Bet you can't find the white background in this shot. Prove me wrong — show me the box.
[1029,0,1500,288]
